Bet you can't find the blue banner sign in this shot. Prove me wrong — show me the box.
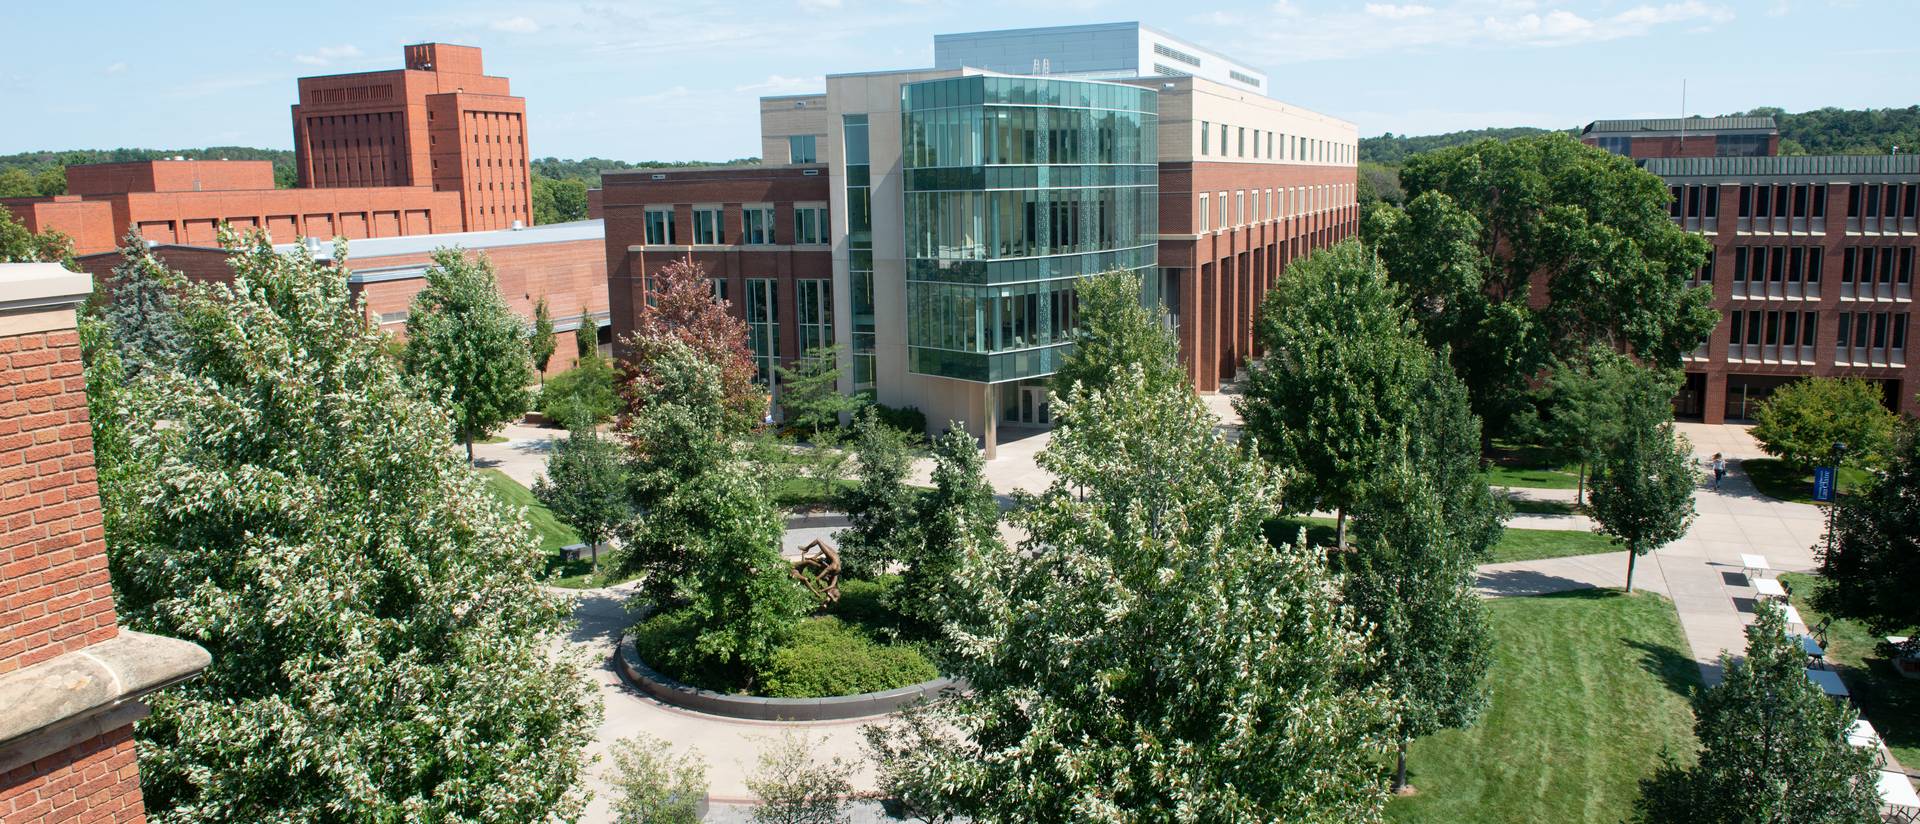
[1813,466,1837,502]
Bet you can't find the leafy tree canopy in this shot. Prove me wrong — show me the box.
[1817,419,1920,643]
[1588,390,1696,592]
[404,248,535,460]
[620,258,763,434]
[1751,376,1897,471]
[1050,268,1185,406]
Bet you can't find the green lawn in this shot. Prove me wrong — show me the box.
[1265,517,1617,564]
[1741,458,1870,506]
[1482,441,1583,490]
[1509,498,1580,516]
[1388,590,1701,824]
[477,468,631,589]
[1780,573,1920,767]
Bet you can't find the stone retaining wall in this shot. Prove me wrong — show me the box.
[616,633,957,722]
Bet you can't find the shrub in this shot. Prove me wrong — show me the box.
[607,734,709,824]
[631,609,748,692]
[873,403,927,438]
[1751,376,1896,471]
[747,732,852,824]
[759,617,938,698]
[539,355,619,429]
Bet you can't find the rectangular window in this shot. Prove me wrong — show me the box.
[1219,191,1228,228]
[788,134,818,164]
[1905,185,1918,218]
[1773,186,1788,218]
[1867,186,1881,217]
[710,277,729,304]
[1729,310,1743,344]
[1706,187,1719,218]
[1873,312,1888,348]
[1201,121,1209,155]
[1698,252,1715,283]
[1764,310,1780,346]
[1856,311,1870,348]
[796,279,832,353]
[1238,127,1246,157]
[745,279,778,385]
[792,205,827,244]
[1837,313,1851,347]
[1813,185,1827,218]
[1771,247,1786,283]
[1885,185,1900,217]
[1734,247,1747,282]
[1755,186,1772,219]
[1747,310,1762,345]
[692,207,724,244]
[1884,248,1899,284]
[1802,312,1818,347]
[741,205,775,244]
[1843,248,1857,283]
[1793,185,1809,218]
[1896,313,1910,351]
[1752,247,1768,282]
[1782,311,1798,345]
[1236,191,1245,226]
[1901,248,1914,284]
[1198,194,1210,232]
[1807,248,1822,283]
[1788,247,1804,282]
[1739,186,1752,218]
[1849,185,1863,218]
[1686,187,1701,219]
[1220,125,1228,157]
[644,207,675,245]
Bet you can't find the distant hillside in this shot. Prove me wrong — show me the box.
[1736,106,1920,156]
[1360,126,1572,165]
[531,156,759,182]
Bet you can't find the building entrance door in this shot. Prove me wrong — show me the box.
[1002,381,1051,427]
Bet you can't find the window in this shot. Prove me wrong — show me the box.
[1808,248,1823,283]
[1729,310,1743,345]
[1198,193,1210,232]
[710,278,729,304]
[1219,191,1228,229]
[1906,185,1918,218]
[1236,191,1245,226]
[1153,42,1202,67]
[1793,186,1808,218]
[1867,186,1881,218]
[1238,127,1246,158]
[788,134,818,164]
[793,205,827,244]
[1802,312,1818,347]
[1220,125,1229,158]
[745,279,778,385]
[1746,310,1762,345]
[1200,121,1209,155]
[1813,185,1827,218]
[1849,185,1863,218]
[741,205,775,244]
[1597,136,1630,155]
[643,207,675,245]
[692,206,724,244]
[1843,248,1856,283]
[796,280,832,353]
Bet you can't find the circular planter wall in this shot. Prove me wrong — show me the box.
[616,633,959,722]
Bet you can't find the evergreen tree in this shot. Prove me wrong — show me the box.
[576,305,598,360]
[1636,602,1882,823]
[102,234,189,378]
[894,424,998,632]
[1049,268,1185,405]
[534,425,631,569]
[867,365,1395,822]
[622,257,763,433]
[1817,419,1920,645]
[404,248,534,463]
[774,344,862,434]
[833,407,920,579]
[530,296,556,384]
[1589,393,1697,592]
[102,231,597,822]
[1236,240,1432,546]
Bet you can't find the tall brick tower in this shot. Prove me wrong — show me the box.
[291,43,533,231]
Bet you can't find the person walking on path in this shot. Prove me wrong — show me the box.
[1710,453,1727,490]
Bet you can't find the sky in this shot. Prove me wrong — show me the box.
[4,0,1916,162]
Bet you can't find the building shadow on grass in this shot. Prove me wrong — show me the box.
[1474,568,1599,598]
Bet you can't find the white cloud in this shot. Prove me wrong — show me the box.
[103,62,127,75]
[489,15,540,33]
[1366,3,1437,19]
[733,74,823,94]
[293,44,363,66]
[797,0,842,10]
[1214,1,1735,64]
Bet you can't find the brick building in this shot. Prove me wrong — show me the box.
[72,219,610,378]
[5,43,530,256]
[1585,117,1919,421]
[1580,116,1779,161]
[606,24,1356,455]
[0,263,208,823]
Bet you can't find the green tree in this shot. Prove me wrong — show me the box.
[1537,348,1684,504]
[1817,419,1920,644]
[538,354,620,431]
[534,426,630,569]
[533,175,591,224]
[616,340,735,602]
[894,424,999,632]
[661,456,810,682]
[0,207,75,265]
[404,248,534,463]
[1050,268,1185,405]
[576,305,599,360]
[834,407,920,580]
[1384,134,1718,440]
[101,235,189,379]
[775,344,862,434]
[1588,395,1697,592]
[102,231,597,822]
[530,296,557,384]
[1236,240,1432,546]
[1636,602,1882,823]
[867,365,1395,822]
[606,734,709,824]
[1751,376,1897,472]
[621,257,763,434]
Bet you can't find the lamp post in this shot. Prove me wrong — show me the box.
[1824,441,1847,558]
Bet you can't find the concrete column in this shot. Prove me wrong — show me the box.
[1703,372,1728,425]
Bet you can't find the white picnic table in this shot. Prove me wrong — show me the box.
[1849,719,1882,749]
[1753,577,1787,600]
[1879,770,1920,809]
[1806,668,1849,697]
[1781,605,1805,632]
[1740,553,1770,577]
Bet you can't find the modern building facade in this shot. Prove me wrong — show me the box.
[0,263,209,824]
[607,26,1356,455]
[1588,117,1919,421]
[5,44,530,256]
[1580,116,1779,161]
[935,22,1268,95]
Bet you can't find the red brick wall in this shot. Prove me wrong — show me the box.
[0,726,146,824]
[0,326,116,675]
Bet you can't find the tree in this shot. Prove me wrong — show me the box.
[576,305,598,360]
[1236,240,1432,546]
[866,365,1395,822]
[534,426,630,569]
[404,248,534,463]
[775,344,862,434]
[606,734,709,824]
[101,234,189,379]
[893,424,999,631]
[1537,348,1684,504]
[533,175,591,225]
[615,340,734,600]
[1588,394,1696,592]
[0,207,75,265]
[538,354,620,430]
[746,732,852,824]
[1636,602,1882,823]
[620,257,763,434]
[834,407,920,579]
[530,296,556,384]
[100,231,597,821]
[1751,376,1897,472]
[1049,268,1185,405]
[1381,134,1719,440]
[1817,419,1920,645]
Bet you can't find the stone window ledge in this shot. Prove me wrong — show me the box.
[0,630,210,774]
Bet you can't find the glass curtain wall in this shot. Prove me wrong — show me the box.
[844,114,877,389]
[901,75,1158,383]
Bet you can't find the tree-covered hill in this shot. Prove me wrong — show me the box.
[1361,126,1572,165]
